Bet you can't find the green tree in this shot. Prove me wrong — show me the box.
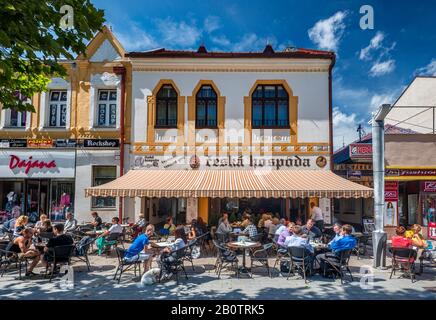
[0,0,105,112]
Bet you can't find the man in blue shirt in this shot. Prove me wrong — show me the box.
[316,224,356,271]
[124,224,155,272]
[328,223,343,246]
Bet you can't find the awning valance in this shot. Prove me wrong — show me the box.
[85,169,373,199]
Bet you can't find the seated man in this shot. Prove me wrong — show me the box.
[316,224,356,271]
[284,225,315,272]
[284,225,314,254]
[1,217,16,235]
[302,219,322,240]
[64,212,78,233]
[42,224,74,267]
[6,228,40,277]
[241,217,258,239]
[101,217,123,238]
[90,212,103,230]
[277,222,294,247]
[328,223,343,246]
[124,224,155,272]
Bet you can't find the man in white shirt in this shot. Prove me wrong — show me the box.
[310,202,324,231]
[101,217,123,237]
[64,212,78,232]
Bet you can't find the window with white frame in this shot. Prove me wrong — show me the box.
[48,90,67,127]
[5,109,27,128]
[96,89,117,127]
[92,166,117,208]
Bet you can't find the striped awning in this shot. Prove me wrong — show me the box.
[85,169,373,199]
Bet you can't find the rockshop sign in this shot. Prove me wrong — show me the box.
[0,150,75,178]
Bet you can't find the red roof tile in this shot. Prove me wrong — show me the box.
[125,47,335,60]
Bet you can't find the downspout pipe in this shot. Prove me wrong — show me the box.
[114,66,126,222]
[328,54,336,171]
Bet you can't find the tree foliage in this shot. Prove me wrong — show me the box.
[0,0,105,111]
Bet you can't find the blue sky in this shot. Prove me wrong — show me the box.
[93,0,436,150]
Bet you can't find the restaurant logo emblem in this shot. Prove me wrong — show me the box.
[189,155,200,169]
[316,156,327,168]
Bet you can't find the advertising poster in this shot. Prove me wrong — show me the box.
[319,198,331,225]
[384,181,399,226]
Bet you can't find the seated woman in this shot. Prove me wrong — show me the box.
[35,214,48,230]
[163,217,176,236]
[13,215,29,239]
[131,214,147,240]
[39,220,53,233]
[159,226,187,279]
[391,226,420,263]
[6,228,40,277]
[187,219,199,241]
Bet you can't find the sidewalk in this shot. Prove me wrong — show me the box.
[0,253,434,300]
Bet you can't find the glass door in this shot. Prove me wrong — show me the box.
[26,180,40,223]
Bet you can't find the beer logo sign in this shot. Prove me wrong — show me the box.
[189,155,200,169]
[316,156,327,168]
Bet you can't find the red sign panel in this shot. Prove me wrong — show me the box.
[385,181,399,201]
[429,222,436,240]
[349,143,373,159]
[423,181,436,193]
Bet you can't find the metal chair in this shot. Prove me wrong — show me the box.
[389,247,417,283]
[183,238,198,270]
[319,249,354,284]
[212,240,239,279]
[44,244,75,282]
[288,246,313,283]
[113,247,142,283]
[250,243,273,278]
[72,236,95,271]
[158,246,189,285]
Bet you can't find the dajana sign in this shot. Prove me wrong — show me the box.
[9,155,56,174]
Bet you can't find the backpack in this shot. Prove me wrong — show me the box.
[280,261,290,273]
[75,236,93,256]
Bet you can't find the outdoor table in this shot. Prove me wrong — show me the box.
[226,241,262,274]
[85,230,105,237]
[150,240,174,248]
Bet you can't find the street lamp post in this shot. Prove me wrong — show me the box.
[371,104,391,269]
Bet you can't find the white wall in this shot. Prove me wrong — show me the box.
[131,71,330,144]
[74,149,120,223]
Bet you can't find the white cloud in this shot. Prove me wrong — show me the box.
[308,11,348,51]
[211,35,231,47]
[113,23,158,51]
[333,107,364,151]
[204,16,221,33]
[369,91,399,111]
[369,59,395,77]
[359,31,384,60]
[415,59,436,76]
[156,18,202,47]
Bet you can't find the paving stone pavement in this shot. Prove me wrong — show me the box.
[0,249,435,300]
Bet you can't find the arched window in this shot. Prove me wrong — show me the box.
[156,85,177,127]
[252,85,289,128]
[196,85,217,128]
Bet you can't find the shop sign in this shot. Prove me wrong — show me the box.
[0,150,75,178]
[386,168,436,177]
[55,139,76,148]
[0,139,28,148]
[82,139,119,148]
[423,181,436,193]
[347,170,362,178]
[349,143,372,159]
[28,139,53,148]
[133,155,329,170]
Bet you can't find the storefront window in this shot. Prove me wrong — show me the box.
[422,194,436,227]
[0,181,24,219]
[92,166,116,209]
[50,181,74,222]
